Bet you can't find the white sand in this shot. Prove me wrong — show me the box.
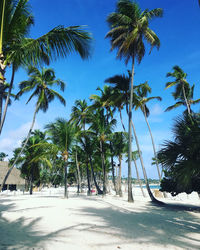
[0,187,200,250]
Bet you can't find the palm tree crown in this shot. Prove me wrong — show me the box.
[16,66,66,112]
[106,0,163,64]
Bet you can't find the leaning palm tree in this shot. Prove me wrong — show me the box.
[45,119,76,198]
[106,0,163,202]
[0,0,92,135]
[165,82,200,114]
[165,66,193,115]
[0,66,66,191]
[134,82,162,181]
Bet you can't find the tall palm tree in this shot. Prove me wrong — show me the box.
[70,100,92,194]
[165,83,200,114]
[165,66,194,115]
[106,0,163,202]
[134,82,162,181]
[90,109,116,194]
[0,0,92,135]
[70,99,90,130]
[105,72,130,130]
[45,118,76,198]
[1,66,66,191]
[90,86,117,193]
[112,131,128,197]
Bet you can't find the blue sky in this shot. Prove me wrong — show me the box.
[1,0,200,179]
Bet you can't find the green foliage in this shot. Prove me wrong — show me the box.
[106,0,163,64]
[16,67,66,112]
[0,152,8,161]
[158,113,200,195]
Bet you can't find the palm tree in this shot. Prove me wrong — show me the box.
[0,66,66,191]
[70,99,90,130]
[106,0,163,202]
[90,86,117,193]
[10,130,50,194]
[0,82,15,123]
[45,118,76,198]
[90,109,116,194]
[134,82,162,181]
[112,131,128,197]
[0,0,92,135]
[165,66,194,115]
[165,82,200,114]
[70,100,92,194]
[105,72,130,130]
[157,113,200,196]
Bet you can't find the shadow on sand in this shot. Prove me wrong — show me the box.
[74,198,200,249]
[0,197,72,249]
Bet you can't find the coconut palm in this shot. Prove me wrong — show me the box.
[45,118,76,198]
[134,82,162,181]
[165,66,195,115]
[90,109,116,194]
[0,0,92,135]
[78,130,103,195]
[112,131,128,197]
[90,85,116,122]
[106,0,163,202]
[70,99,90,130]
[165,82,200,114]
[90,86,117,192]
[70,100,92,194]
[0,66,66,191]
[105,72,130,130]
[10,130,50,194]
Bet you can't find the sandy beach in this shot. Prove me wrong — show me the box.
[0,187,200,250]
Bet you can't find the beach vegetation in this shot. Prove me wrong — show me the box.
[106,0,163,203]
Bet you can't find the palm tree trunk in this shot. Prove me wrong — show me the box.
[64,161,68,198]
[86,160,91,195]
[0,103,40,192]
[0,0,6,53]
[0,95,2,124]
[118,156,122,197]
[100,141,107,195]
[143,107,161,180]
[75,149,81,194]
[110,141,117,193]
[0,65,15,135]
[89,156,103,194]
[119,108,126,131]
[182,85,191,114]
[30,167,33,195]
[133,158,145,197]
[131,120,162,204]
[127,59,135,202]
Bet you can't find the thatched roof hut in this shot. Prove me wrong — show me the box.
[0,161,25,185]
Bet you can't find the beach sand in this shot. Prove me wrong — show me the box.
[0,187,200,250]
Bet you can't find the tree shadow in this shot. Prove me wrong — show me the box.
[75,200,200,249]
[0,197,79,249]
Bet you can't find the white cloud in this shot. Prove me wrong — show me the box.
[0,121,40,157]
[150,104,163,116]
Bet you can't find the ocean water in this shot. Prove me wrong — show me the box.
[134,185,160,189]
